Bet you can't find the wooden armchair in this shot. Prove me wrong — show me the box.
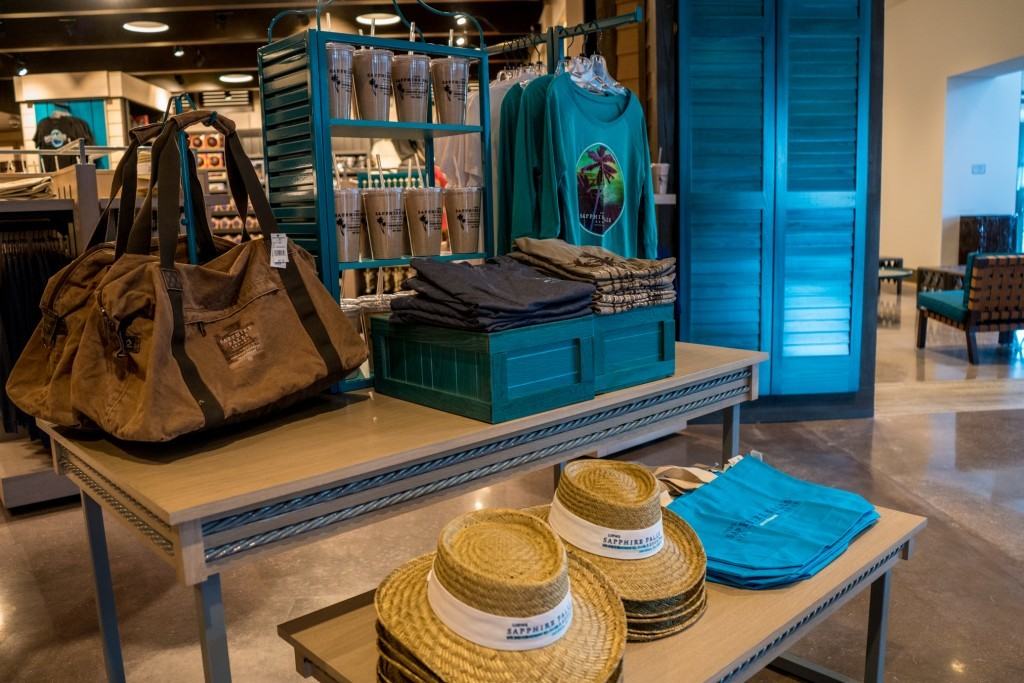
[916,253,1024,364]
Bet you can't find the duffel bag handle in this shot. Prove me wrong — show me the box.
[85,120,165,252]
[124,111,248,263]
[128,110,282,270]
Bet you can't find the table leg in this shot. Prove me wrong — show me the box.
[194,573,232,683]
[864,570,892,683]
[82,493,127,683]
[722,404,740,464]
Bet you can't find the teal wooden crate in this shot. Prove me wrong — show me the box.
[371,315,596,423]
[594,305,676,393]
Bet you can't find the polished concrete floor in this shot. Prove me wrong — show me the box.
[1,284,1022,682]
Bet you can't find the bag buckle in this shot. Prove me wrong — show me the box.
[39,309,66,349]
[101,308,140,358]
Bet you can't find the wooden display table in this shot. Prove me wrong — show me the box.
[280,507,926,683]
[41,343,765,683]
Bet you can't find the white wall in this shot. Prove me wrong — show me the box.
[940,73,1021,262]
[882,0,1024,267]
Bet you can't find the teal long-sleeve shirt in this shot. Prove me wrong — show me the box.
[509,75,555,243]
[539,75,657,258]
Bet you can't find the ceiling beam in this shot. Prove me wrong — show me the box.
[0,0,538,20]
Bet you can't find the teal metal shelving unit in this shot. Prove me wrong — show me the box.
[257,3,492,390]
[256,20,493,301]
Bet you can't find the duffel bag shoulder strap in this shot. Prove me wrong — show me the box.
[219,116,346,380]
[85,120,164,251]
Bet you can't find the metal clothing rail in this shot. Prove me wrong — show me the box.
[487,7,644,73]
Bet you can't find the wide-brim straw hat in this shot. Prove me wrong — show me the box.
[525,460,707,607]
[375,509,626,683]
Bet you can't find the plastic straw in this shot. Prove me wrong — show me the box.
[375,153,386,187]
[370,18,376,37]
[407,158,414,184]
[409,21,416,47]
[658,147,663,164]
[414,154,425,188]
[333,156,342,188]
[449,29,454,47]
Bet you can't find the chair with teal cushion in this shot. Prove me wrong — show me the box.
[917,253,1024,363]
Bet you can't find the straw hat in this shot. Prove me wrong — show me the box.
[375,509,626,683]
[525,459,708,640]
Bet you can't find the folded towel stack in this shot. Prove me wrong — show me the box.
[0,176,54,200]
[508,238,676,314]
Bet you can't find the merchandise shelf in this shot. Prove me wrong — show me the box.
[339,252,485,270]
[330,120,481,140]
[258,27,494,302]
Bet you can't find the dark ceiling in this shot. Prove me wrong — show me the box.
[0,1,544,92]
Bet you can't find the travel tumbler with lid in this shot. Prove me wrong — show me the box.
[326,42,355,119]
[353,48,394,121]
[443,186,482,254]
[404,186,443,256]
[335,187,363,262]
[429,57,470,124]
[392,53,431,123]
[362,187,406,259]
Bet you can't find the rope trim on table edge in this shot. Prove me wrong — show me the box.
[201,369,753,536]
[203,384,750,562]
[59,456,176,556]
[718,543,903,682]
[55,444,172,531]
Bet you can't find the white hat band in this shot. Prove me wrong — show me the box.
[426,568,573,651]
[548,495,665,560]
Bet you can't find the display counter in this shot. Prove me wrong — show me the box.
[279,507,926,683]
[41,341,766,683]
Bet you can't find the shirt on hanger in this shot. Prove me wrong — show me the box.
[33,116,95,171]
[509,75,555,242]
[539,75,657,259]
[497,84,523,253]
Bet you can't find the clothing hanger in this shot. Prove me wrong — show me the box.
[588,26,627,95]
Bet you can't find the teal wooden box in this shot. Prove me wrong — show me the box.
[371,315,596,423]
[594,305,676,393]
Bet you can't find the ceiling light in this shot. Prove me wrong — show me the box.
[224,91,233,101]
[456,36,466,46]
[16,62,28,77]
[123,20,170,33]
[219,73,253,84]
[355,13,401,26]
[173,46,185,58]
[456,15,467,26]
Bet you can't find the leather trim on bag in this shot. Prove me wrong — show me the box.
[277,253,344,379]
[167,279,225,427]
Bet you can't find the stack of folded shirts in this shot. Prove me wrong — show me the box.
[508,237,676,314]
[0,176,54,200]
[390,256,595,332]
[526,460,707,641]
[667,457,879,589]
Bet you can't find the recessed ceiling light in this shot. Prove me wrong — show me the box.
[355,13,401,26]
[123,20,170,33]
[455,36,466,46]
[456,15,467,25]
[219,73,253,84]
[172,46,185,58]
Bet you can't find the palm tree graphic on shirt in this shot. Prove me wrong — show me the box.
[575,143,624,235]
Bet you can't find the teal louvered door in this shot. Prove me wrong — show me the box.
[770,0,870,394]
[679,0,776,381]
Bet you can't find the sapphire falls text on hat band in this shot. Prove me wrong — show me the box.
[548,495,665,560]
[425,568,574,651]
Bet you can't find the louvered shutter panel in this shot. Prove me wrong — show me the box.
[770,0,870,394]
[680,0,776,375]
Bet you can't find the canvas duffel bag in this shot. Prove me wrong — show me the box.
[69,110,367,441]
[4,118,235,428]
